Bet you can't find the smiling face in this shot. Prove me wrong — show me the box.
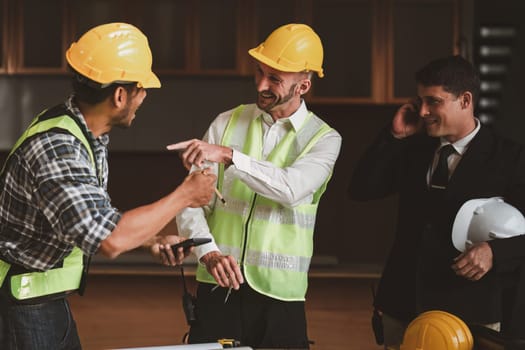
[254,62,311,120]
[416,84,476,143]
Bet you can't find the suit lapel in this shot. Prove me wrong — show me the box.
[407,135,439,190]
[447,126,492,191]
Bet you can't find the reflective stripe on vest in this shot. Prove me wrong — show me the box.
[216,244,309,272]
[212,197,317,228]
[198,104,334,301]
[9,246,84,300]
[0,108,93,300]
[0,259,9,287]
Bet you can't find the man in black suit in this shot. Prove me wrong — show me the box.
[349,55,525,349]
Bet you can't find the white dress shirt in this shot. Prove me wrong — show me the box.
[428,118,481,185]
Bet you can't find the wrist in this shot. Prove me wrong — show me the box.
[200,250,220,265]
[171,183,193,209]
[390,128,407,139]
[223,147,233,166]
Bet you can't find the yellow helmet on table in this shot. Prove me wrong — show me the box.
[66,22,161,88]
[400,310,473,350]
[248,23,324,78]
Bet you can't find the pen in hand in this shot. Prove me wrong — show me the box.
[166,142,226,204]
[198,168,226,205]
[214,188,226,204]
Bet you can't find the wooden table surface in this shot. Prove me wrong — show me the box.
[69,274,381,350]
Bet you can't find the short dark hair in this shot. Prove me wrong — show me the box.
[70,69,137,105]
[415,55,480,105]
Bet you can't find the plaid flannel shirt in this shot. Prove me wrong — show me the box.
[0,95,121,271]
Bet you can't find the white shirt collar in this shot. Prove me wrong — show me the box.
[439,118,481,155]
[257,100,309,131]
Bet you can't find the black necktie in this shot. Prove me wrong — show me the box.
[431,144,455,189]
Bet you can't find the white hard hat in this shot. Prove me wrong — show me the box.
[452,197,525,252]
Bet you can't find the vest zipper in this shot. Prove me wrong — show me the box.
[240,193,257,266]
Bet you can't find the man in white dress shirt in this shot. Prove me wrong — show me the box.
[162,23,341,349]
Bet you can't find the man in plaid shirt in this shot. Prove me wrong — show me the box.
[0,23,215,350]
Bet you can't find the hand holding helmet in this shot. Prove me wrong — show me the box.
[452,197,525,252]
[451,197,525,281]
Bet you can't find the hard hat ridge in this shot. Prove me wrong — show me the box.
[248,23,324,78]
[66,22,161,89]
[401,310,474,350]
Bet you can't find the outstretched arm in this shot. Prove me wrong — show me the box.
[99,171,216,259]
[168,130,341,207]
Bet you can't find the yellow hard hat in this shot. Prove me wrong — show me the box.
[248,23,324,78]
[400,311,474,350]
[66,22,161,88]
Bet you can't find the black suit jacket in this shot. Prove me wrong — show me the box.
[349,125,525,326]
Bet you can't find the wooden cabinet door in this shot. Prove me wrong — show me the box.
[387,0,460,103]
[15,0,68,73]
[2,0,461,105]
[310,0,377,103]
[0,0,7,73]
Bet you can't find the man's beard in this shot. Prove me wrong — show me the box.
[113,103,134,129]
[256,83,296,113]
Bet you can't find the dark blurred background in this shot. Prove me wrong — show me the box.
[0,0,523,271]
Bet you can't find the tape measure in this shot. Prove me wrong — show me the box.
[218,338,241,348]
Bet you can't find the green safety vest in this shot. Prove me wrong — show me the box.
[197,104,334,301]
[0,105,95,302]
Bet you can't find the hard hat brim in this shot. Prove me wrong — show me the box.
[139,72,162,89]
[248,48,324,78]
